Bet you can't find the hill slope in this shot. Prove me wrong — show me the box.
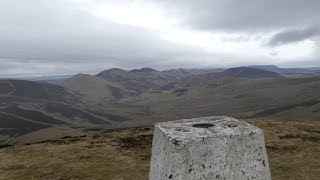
[130,76,320,123]
[0,79,136,145]
[0,79,79,102]
[61,74,134,102]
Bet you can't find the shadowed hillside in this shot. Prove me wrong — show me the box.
[249,65,320,77]
[0,79,139,145]
[221,67,285,78]
[60,73,135,102]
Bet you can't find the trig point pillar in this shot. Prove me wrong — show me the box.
[149,116,271,180]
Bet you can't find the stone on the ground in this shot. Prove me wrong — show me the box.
[149,116,271,180]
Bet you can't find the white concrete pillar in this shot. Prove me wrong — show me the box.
[149,116,271,180]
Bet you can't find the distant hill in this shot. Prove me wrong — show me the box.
[96,68,177,93]
[95,67,230,93]
[248,65,282,72]
[249,65,320,77]
[0,79,79,102]
[221,67,285,78]
[95,68,132,82]
[61,74,134,101]
[160,67,284,89]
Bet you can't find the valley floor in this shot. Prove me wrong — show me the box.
[0,119,319,180]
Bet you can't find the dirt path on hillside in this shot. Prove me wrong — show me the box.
[0,80,16,96]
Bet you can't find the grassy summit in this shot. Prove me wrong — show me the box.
[0,118,319,180]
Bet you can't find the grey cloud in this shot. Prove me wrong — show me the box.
[0,0,217,76]
[157,0,320,31]
[313,40,320,58]
[0,0,319,76]
[267,27,320,46]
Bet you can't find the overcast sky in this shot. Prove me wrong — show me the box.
[1,0,320,76]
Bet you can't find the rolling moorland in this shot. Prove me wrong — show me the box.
[0,65,320,179]
[0,65,320,145]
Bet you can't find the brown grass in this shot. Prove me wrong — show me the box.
[0,128,152,180]
[245,119,320,180]
[0,120,319,180]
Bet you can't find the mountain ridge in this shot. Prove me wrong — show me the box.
[221,67,285,78]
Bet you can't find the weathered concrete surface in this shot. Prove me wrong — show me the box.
[149,116,271,180]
